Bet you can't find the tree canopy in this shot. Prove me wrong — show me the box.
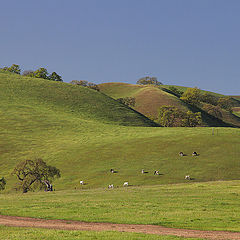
[136,76,162,86]
[117,97,135,108]
[12,159,60,193]
[0,177,6,191]
[158,106,202,127]
[1,64,21,74]
[180,87,201,105]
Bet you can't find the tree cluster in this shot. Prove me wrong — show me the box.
[1,64,62,81]
[1,64,21,74]
[117,97,135,108]
[23,68,62,81]
[70,80,100,91]
[12,159,60,193]
[180,87,233,114]
[158,106,202,127]
[136,76,162,86]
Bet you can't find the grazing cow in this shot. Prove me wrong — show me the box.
[141,169,145,174]
[108,184,114,189]
[185,175,190,180]
[154,170,159,175]
[179,152,184,156]
[80,180,84,185]
[192,152,198,156]
[110,169,114,173]
[123,182,128,187]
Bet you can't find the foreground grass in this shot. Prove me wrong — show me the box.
[0,226,204,240]
[1,181,240,232]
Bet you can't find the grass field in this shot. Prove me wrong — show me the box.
[0,73,240,191]
[0,226,204,240]
[0,72,239,239]
[1,180,240,232]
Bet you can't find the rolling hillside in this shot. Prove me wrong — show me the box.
[99,82,240,127]
[0,73,240,192]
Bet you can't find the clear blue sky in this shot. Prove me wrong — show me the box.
[1,0,239,95]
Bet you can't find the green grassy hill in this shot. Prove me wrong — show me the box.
[99,82,240,127]
[0,73,240,192]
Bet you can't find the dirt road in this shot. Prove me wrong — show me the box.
[0,215,240,240]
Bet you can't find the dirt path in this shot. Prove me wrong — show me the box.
[0,215,240,240]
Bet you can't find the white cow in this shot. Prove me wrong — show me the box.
[80,180,84,185]
[185,175,190,180]
[123,182,129,187]
[108,184,114,189]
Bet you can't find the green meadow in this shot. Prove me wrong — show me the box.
[0,72,239,191]
[0,226,204,240]
[0,72,240,239]
[1,181,240,232]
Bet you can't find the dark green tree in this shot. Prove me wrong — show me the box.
[137,76,162,85]
[180,87,201,105]
[12,159,60,193]
[48,72,63,81]
[200,93,218,106]
[181,111,202,127]
[168,86,183,97]
[0,177,6,191]
[1,64,21,74]
[158,105,202,127]
[34,68,48,79]
[117,97,136,107]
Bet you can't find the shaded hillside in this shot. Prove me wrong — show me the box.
[99,82,239,127]
[99,83,190,118]
[0,72,156,127]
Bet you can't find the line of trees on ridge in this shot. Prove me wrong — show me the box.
[1,64,62,82]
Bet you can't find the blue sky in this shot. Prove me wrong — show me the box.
[1,0,239,94]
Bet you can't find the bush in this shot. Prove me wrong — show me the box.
[117,97,135,107]
[200,93,218,106]
[203,104,223,118]
[180,87,201,105]
[0,177,6,191]
[168,86,183,97]
[1,64,21,74]
[158,106,202,127]
[70,80,100,91]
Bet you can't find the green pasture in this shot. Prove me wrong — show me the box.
[0,181,240,232]
[0,226,204,240]
[0,72,240,191]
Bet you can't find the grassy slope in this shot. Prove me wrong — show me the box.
[99,83,190,119]
[231,96,240,117]
[0,73,240,191]
[1,181,240,232]
[99,82,240,127]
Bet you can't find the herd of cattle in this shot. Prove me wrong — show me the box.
[79,151,199,189]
